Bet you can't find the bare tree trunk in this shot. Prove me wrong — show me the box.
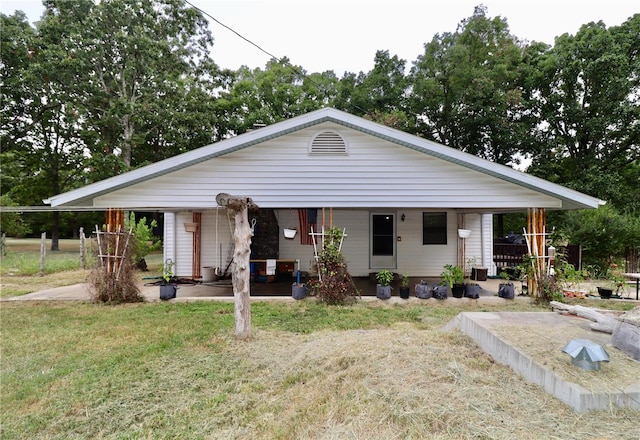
[550,301,618,333]
[217,193,258,341]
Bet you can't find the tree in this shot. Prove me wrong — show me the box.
[222,58,335,134]
[1,11,88,249]
[560,205,640,273]
[524,15,640,213]
[42,0,219,172]
[409,6,527,165]
[334,50,412,130]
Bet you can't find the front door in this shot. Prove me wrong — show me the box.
[370,212,396,269]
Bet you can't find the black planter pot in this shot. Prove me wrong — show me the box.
[464,283,481,299]
[451,284,465,298]
[432,285,448,300]
[415,283,432,299]
[292,283,307,300]
[376,284,392,300]
[597,287,613,299]
[159,284,177,300]
[498,283,515,299]
[399,286,410,299]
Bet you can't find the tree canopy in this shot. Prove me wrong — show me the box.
[1,2,638,264]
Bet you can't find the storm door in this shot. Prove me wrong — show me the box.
[370,212,396,269]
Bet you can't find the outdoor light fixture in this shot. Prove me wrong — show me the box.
[401,213,405,222]
[562,339,610,371]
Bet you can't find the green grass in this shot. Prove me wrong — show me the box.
[3,300,637,439]
[0,238,163,297]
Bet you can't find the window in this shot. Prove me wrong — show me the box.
[423,212,447,245]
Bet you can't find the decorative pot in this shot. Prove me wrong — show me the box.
[597,287,613,300]
[376,284,392,300]
[283,228,297,239]
[160,284,177,300]
[184,222,198,233]
[451,283,465,298]
[399,286,410,299]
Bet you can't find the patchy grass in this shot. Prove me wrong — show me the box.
[0,238,162,297]
[1,300,637,440]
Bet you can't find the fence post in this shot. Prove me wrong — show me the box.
[80,227,86,270]
[39,232,46,276]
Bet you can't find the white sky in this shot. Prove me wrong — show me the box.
[2,0,638,75]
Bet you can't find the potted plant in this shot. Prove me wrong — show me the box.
[292,282,307,300]
[598,262,625,299]
[376,269,393,299]
[415,280,433,299]
[399,273,410,299]
[292,270,307,300]
[498,270,515,299]
[557,260,587,298]
[441,264,464,298]
[159,259,177,300]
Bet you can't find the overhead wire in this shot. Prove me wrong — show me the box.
[183,0,283,66]
[182,0,373,116]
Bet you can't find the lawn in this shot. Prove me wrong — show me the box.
[1,300,637,440]
[0,238,163,297]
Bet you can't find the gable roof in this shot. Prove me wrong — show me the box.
[44,107,604,210]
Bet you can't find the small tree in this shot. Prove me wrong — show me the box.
[125,212,161,270]
[307,227,359,305]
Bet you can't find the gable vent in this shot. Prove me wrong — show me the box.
[309,131,347,155]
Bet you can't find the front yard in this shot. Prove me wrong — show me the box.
[1,300,637,440]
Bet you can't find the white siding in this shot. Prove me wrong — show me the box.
[172,210,234,278]
[95,122,561,210]
[275,208,463,277]
[481,214,495,275]
[162,212,176,270]
[174,212,193,277]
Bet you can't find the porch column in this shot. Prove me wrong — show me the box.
[105,208,124,231]
[192,212,202,279]
[525,208,547,298]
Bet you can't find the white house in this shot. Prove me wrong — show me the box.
[44,108,603,280]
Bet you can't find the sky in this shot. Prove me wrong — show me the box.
[1,0,638,75]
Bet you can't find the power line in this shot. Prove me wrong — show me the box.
[183,0,282,65]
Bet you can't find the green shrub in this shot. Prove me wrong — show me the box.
[306,227,359,305]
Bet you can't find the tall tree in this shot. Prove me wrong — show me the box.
[524,14,640,212]
[42,0,218,173]
[409,6,527,165]
[223,58,336,133]
[1,11,88,249]
[334,50,411,130]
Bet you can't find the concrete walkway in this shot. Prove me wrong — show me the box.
[3,277,523,303]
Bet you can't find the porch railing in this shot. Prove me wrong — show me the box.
[493,243,580,270]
